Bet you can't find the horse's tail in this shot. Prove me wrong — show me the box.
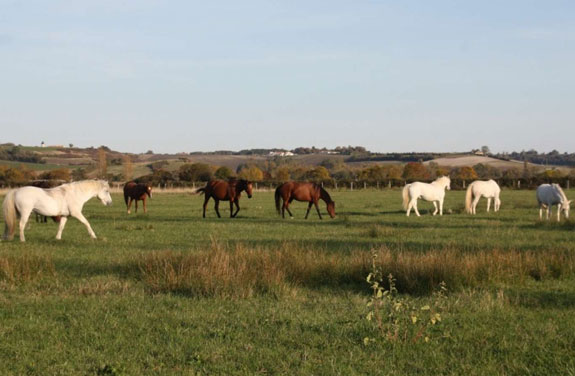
[195,187,206,195]
[465,182,474,214]
[2,190,18,241]
[124,191,129,206]
[402,184,411,210]
[275,186,282,215]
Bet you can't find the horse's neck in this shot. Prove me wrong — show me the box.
[431,181,447,190]
[70,182,99,204]
[319,188,331,203]
[554,186,567,203]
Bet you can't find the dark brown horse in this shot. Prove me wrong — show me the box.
[124,181,152,214]
[275,182,335,219]
[196,179,253,218]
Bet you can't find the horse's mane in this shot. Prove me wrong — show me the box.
[319,185,333,203]
[64,180,108,192]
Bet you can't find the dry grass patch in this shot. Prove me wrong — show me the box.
[139,244,575,297]
[0,253,56,287]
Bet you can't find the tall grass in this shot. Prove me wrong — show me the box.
[0,253,56,286]
[139,243,575,297]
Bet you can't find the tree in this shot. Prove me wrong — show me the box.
[72,168,87,181]
[39,168,71,182]
[98,147,107,178]
[481,146,490,155]
[214,166,234,180]
[275,166,290,181]
[453,166,478,180]
[402,162,431,180]
[305,166,331,182]
[123,155,133,181]
[238,166,264,181]
[178,163,213,182]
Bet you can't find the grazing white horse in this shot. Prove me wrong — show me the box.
[536,183,571,221]
[465,179,501,214]
[402,176,451,216]
[2,180,112,242]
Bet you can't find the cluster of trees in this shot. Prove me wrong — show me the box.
[0,145,45,164]
[346,153,443,163]
[494,149,575,167]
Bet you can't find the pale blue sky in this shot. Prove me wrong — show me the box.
[1,1,574,153]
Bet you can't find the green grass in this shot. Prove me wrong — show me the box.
[1,189,575,375]
[0,160,62,171]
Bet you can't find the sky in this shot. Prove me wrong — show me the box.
[1,0,574,154]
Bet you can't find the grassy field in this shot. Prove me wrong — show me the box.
[1,188,575,375]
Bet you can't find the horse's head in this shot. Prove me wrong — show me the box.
[243,180,253,198]
[327,201,336,218]
[146,185,153,199]
[97,181,113,206]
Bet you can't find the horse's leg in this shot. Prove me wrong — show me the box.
[546,206,550,220]
[18,209,33,242]
[539,205,543,220]
[472,195,481,215]
[71,212,97,239]
[557,204,561,221]
[127,198,133,214]
[432,201,438,216]
[439,199,444,216]
[230,200,235,218]
[314,201,323,220]
[486,198,491,213]
[214,200,221,218]
[305,202,313,219]
[143,198,147,213]
[55,216,68,240]
[202,196,210,218]
[135,200,138,213]
[232,200,240,218]
[411,199,421,217]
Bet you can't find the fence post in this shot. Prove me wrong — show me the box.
[364,181,367,189]
[335,181,338,189]
[518,180,521,189]
[388,181,392,189]
[567,180,570,189]
[350,182,354,191]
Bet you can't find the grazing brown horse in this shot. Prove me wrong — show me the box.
[196,179,253,218]
[275,182,335,219]
[124,182,152,214]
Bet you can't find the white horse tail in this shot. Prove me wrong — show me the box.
[2,190,18,241]
[465,182,475,214]
[402,184,411,210]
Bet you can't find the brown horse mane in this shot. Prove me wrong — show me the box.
[318,185,333,203]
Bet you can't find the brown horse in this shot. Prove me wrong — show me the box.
[196,179,253,218]
[275,182,335,219]
[124,182,152,214]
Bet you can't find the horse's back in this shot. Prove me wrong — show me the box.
[12,186,63,215]
[537,184,558,204]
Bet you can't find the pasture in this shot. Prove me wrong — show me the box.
[1,188,575,375]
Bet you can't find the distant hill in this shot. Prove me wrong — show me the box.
[1,143,572,181]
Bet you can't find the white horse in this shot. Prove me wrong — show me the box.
[402,176,451,216]
[465,179,501,214]
[536,183,571,221]
[2,180,112,242]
